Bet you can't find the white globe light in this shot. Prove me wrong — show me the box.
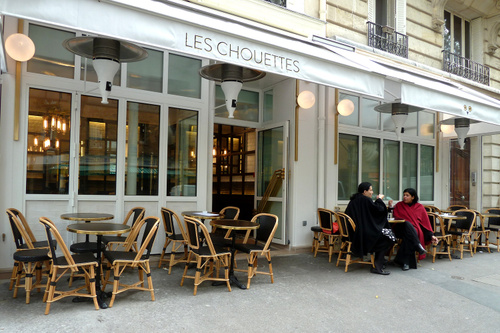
[5,33,35,62]
[337,99,355,116]
[440,124,454,134]
[297,91,315,109]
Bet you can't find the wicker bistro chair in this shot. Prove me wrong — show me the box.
[335,212,375,272]
[484,208,500,252]
[447,205,468,212]
[102,207,145,251]
[233,213,279,289]
[211,206,241,247]
[471,210,491,254]
[158,208,191,273]
[427,212,452,262]
[314,208,341,262]
[7,209,51,304]
[180,216,232,296]
[449,209,477,259]
[424,205,442,214]
[39,217,99,315]
[6,208,53,291]
[102,216,160,308]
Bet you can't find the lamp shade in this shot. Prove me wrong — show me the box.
[440,117,479,150]
[5,33,35,62]
[374,102,423,139]
[337,99,354,116]
[297,90,315,109]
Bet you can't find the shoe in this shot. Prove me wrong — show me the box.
[402,264,410,271]
[370,267,390,275]
[417,243,427,255]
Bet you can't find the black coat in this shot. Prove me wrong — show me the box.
[344,194,389,257]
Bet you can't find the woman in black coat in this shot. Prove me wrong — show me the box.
[345,182,394,275]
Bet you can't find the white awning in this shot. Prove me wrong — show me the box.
[0,0,385,98]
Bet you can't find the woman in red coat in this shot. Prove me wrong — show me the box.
[391,188,438,271]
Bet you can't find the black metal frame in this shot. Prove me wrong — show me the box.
[367,21,408,58]
[442,50,490,85]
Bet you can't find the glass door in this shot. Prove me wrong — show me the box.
[255,122,288,244]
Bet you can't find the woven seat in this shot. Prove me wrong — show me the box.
[70,241,106,253]
[12,248,51,304]
[310,225,323,252]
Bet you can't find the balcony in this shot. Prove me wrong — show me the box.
[367,21,408,58]
[442,50,490,86]
[263,0,286,6]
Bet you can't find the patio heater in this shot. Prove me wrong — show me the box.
[375,102,423,139]
[63,37,148,104]
[199,63,265,118]
[440,117,479,150]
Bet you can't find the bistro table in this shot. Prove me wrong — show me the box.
[210,219,259,290]
[182,211,223,225]
[61,213,114,248]
[67,222,130,309]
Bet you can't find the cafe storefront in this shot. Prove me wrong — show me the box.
[1,0,500,271]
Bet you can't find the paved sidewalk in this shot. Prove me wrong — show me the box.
[1,249,500,332]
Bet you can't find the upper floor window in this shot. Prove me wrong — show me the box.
[443,10,489,85]
[376,0,396,28]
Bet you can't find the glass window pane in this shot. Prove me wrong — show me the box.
[402,142,418,191]
[264,90,273,122]
[454,15,462,55]
[26,89,72,194]
[215,86,259,122]
[257,127,283,197]
[338,93,359,126]
[361,98,380,129]
[79,96,118,195]
[362,137,380,194]
[168,54,201,98]
[167,108,198,196]
[338,134,358,200]
[381,113,394,132]
[127,48,163,92]
[444,11,451,52]
[383,139,399,200]
[28,24,75,79]
[419,111,435,138]
[420,145,434,201]
[125,102,160,196]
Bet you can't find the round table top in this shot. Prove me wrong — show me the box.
[182,211,223,219]
[61,213,114,221]
[482,213,500,218]
[438,213,467,220]
[388,219,405,223]
[67,223,130,235]
[210,219,259,230]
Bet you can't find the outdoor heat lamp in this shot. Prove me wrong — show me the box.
[440,117,479,150]
[63,37,148,104]
[374,102,423,139]
[200,63,265,118]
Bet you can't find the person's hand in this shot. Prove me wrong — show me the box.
[431,236,439,245]
[377,194,385,200]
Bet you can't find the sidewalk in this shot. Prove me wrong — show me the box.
[1,248,500,332]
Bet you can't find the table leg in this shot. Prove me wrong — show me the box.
[213,229,247,289]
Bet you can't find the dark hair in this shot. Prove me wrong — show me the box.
[350,182,372,201]
[403,188,419,204]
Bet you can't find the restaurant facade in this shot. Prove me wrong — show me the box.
[1,0,500,270]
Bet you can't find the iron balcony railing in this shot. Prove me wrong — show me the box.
[264,0,286,6]
[367,21,408,58]
[442,50,490,86]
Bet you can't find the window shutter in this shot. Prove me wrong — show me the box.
[368,0,375,22]
[470,18,483,64]
[395,0,406,34]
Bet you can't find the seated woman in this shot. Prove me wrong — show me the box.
[390,188,438,271]
[345,182,395,275]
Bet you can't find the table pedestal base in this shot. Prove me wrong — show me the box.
[212,274,247,289]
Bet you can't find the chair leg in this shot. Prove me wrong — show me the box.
[158,238,171,268]
[12,261,23,299]
[193,257,202,296]
[9,261,20,291]
[144,261,155,302]
[88,265,99,311]
[24,262,34,304]
[109,264,120,308]
[266,252,274,284]
[180,252,192,287]
[44,267,57,315]
[223,254,231,292]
